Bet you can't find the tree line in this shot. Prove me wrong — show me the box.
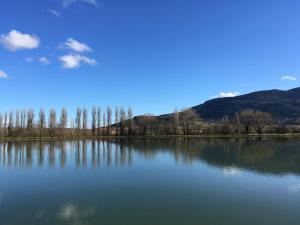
[0,106,293,138]
[134,108,274,136]
[0,106,134,138]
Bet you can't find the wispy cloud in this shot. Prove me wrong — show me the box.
[48,9,60,17]
[25,57,34,63]
[59,54,96,69]
[213,91,240,98]
[60,0,98,8]
[0,30,40,51]
[281,75,296,81]
[82,0,98,5]
[60,38,92,53]
[39,57,50,65]
[0,70,8,79]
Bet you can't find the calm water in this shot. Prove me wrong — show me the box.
[1,138,300,225]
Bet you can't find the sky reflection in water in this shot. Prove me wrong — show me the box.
[0,138,300,225]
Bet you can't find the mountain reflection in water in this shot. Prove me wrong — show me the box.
[1,138,300,175]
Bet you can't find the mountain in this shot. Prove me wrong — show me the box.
[133,87,300,125]
[190,87,300,123]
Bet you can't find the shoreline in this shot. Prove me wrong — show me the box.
[1,133,300,141]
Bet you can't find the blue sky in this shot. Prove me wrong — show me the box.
[1,0,300,116]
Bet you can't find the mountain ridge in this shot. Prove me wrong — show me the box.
[148,87,300,124]
[190,87,300,122]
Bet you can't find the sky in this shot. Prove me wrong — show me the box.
[1,0,300,116]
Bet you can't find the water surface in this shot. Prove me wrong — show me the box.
[1,138,300,225]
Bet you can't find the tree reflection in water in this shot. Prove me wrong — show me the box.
[0,138,300,175]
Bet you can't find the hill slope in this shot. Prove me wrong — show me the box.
[191,87,300,122]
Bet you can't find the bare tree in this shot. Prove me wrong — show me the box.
[92,106,97,135]
[82,108,88,133]
[70,117,75,135]
[173,108,180,135]
[139,114,157,135]
[219,115,232,134]
[38,109,46,137]
[119,107,126,136]
[20,109,26,136]
[8,111,13,137]
[181,109,199,135]
[49,109,56,137]
[21,109,26,129]
[15,110,20,136]
[4,112,7,129]
[0,113,2,136]
[115,107,119,136]
[97,107,101,136]
[238,109,255,134]
[106,106,112,135]
[253,111,272,134]
[234,112,241,134]
[102,112,106,136]
[60,108,68,136]
[27,109,35,136]
[127,107,134,135]
[75,107,82,135]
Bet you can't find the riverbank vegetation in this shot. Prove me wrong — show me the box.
[0,106,299,139]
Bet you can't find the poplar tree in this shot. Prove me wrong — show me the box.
[27,110,35,136]
[49,109,56,137]
[60,107,68,135]
[97,107,101,136]
[115,107,119,136]
[92,106,97,135]
[102,112,106,136]
[82,108,88,133]
[75,107,82,135]
[120,107,126,136]
[106,106,112,136]
[15,110,20,136]
[7,111,13,137]
[0,113,3,137]
[38,109,45,137]
[127,107,134,135]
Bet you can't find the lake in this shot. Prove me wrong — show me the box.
[0,138,300,225]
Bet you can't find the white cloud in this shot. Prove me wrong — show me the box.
[48,9,60,17]
[59,54,97,69]
[281,75,296,81]
[0,30,40,51]
[60,38,92,52]
[60,0,98,7]
[82,0,98,5]
[219,92,239,97]
[0,70,8,79]
[39,57,50,65]
[223,166,242,176]
[25,57,34,63]
[60,0,75,7]
[213,91,240,98]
